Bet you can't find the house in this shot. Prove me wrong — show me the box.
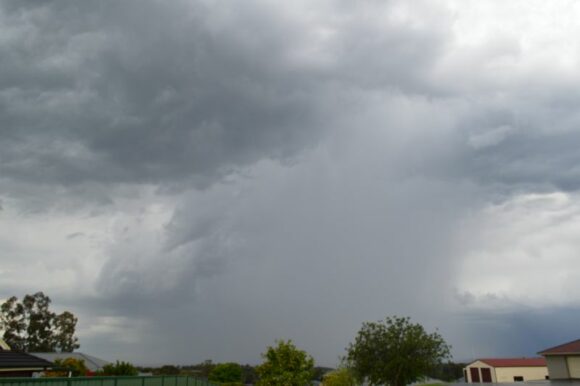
[463,358,548,383]
[0,339,54,377]
[29,352,110,374]
[539,338,580,379]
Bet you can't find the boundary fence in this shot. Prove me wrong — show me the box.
[0,376,218,386]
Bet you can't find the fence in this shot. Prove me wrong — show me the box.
[0,376,218,386]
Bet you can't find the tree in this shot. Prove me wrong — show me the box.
[209,363,243,384]
[101,361,139,376]
[45,357,89,377]
[156,365,181,375]
[256,340,315,386]
[427,361,467,382]
[241,364,258,385]
[322,368,359,386]
[346,316,451,386]
[53,311,79,352]
[0,292,80,352]
[0,297,25,351]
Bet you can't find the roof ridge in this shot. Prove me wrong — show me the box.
[478,357,543,361]
[475,358,546,368]
[77,352,100,368]
[538,338,580,354]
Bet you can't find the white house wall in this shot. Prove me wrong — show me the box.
[567,356,580,379]
[494,366,548,382]
[464,362,549,383]
[546,356,569,379]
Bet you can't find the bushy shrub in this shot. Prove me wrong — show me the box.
[44,358,89,377]
[101,360,139,376]
[209,363,243,384]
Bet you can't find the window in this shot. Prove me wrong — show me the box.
[513,376,524,382]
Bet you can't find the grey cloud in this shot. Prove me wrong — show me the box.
[66,232,85,240]
[0,0,451,202]
[450,307,580,360]
[4,0,580,367]
[460,125,580,192]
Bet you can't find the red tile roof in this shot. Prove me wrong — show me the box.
[539,339,580,355]
[477,358,546,367]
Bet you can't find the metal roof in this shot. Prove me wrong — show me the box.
[538,338,580,355]
[29,353,110,372]
[471,358,547,367]
[0,351,53,369]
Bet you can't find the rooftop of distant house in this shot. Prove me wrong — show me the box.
[470,358,547,367]
[539,338,580,356]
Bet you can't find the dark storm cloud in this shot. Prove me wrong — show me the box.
[2,0,577,202]
[0,0,450,197]
[453,307,580,360]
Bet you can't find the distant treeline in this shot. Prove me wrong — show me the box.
[137,360,466,383]
[137,361,334,383]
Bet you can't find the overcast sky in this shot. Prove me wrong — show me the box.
[2,0,580,367]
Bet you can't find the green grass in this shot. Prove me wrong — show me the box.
[417,383,447,386]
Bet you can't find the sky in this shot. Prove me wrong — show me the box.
[2,0,580,367]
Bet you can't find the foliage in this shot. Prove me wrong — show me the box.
[174,361,256,383]
[256,340,315,386]
[346,316,451,386]
[101,361,139,376]
[313,367,335,381]
[209,363,243,384]
[0,292,79,352]
[427,361,466,382]
[44,357,89,377]
[185,360,216,378]
[322,368,359,386]
[53,312,79,352]
[241,364,258,384]
[157,365,181,375]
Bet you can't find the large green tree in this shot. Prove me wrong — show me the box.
[256,340,315,386]
[346,316,451,386]
[0,292,79,352]
[209,362,243,384]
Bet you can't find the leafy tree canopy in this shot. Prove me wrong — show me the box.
[346,316,451,386]
[256,340,315,386]
[0,292,79,352]
[156,365,181,375]
[45,357,89,377]
[209,363,243,384]
[101,361,139,376]
[427,361,467,382]
[322,368,359,386]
